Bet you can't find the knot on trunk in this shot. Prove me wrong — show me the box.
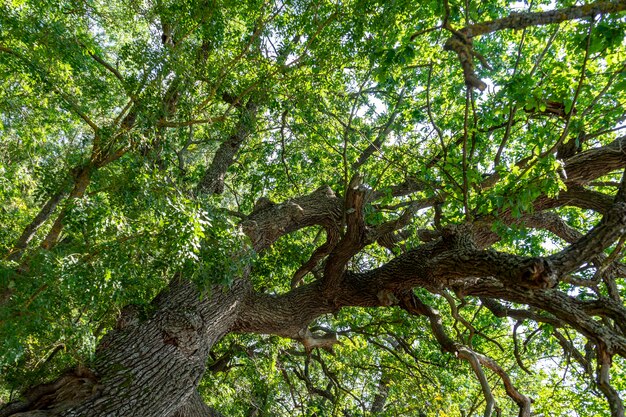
[242,201,304,251]
[517,258,557,289]
[161,308,204,356]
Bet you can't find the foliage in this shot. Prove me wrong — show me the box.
[1,0,626,415]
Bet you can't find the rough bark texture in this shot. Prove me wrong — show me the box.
[195,100,258,196]
[5,3,626,415]
[6,132,626,415]
[0,280,247,417]
[72,280,245,417]
[171,391,225,417]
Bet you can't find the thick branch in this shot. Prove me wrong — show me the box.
[370,374,391,414]
[322,175,368,292]
[196,100,258,195]
[549,202,626,274]
[241,186,342,252]
[523,211,626,281]
[470,286,626,356]
[40,165,94,250]
[7,189,66,261]
[462,1,626,38]
[537,187,614,216]
[236,207,626,356]
[458,347,496,417]
[481,135,626,193]
[564,135,626,186]
[596,347,625,417]
[443,1,626,89]
[291,226,340,288]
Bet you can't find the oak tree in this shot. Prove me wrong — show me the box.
[2,0,626,416]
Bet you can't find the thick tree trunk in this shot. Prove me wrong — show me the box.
[1,280,247,417]
[170,391,225,417]
[71,280,246,417]
[5,142,626,416]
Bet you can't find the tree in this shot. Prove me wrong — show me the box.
[1,0,626,415]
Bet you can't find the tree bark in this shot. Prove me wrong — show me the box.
[0,280,247,417]
[195,100,258,196]
[170,391,225,417]
[5,137,626,415]
[4,213,626,416]
[8,190,66,262]
[65,280,246,417]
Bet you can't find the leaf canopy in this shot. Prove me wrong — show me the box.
[2,0,626,415]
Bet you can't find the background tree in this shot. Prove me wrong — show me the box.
[1,0,626,416]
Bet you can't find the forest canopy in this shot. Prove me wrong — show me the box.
[1,0,626,416]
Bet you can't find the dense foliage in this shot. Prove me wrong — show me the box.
[1,0,626,416]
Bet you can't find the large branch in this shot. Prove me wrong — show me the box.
[523,211,626,281]
[8,84,144,259]
[240,176,431,290]
[7,190,66,261]
[480,297,563,327]
[481,135,626,192]
[322,175,369,292]
[235,240,527,332]
[596,346,625,417]
[564,135,626,185]
[539,186,614,214]
[462,1,626,38]
[291,225,340,288]
[235,197,626,357]
[39,165,94,250]
[241,186,342,252]
[196,99,258,196]
[443,1,626,90]
[470,137,626,247]
[234,135,626,351]
[549,201,626,274]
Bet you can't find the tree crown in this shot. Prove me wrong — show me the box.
[2,0,626,415]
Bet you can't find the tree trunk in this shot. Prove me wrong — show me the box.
[2,280,247,417]
[5,173,626,416]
